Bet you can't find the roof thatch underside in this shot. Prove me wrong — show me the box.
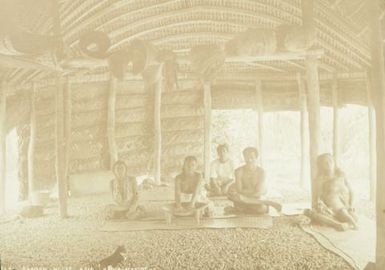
[1,0,384,86]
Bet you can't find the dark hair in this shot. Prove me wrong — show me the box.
[112,160,127,173]
[216,144,229,155]
[316,153,343,177]
[184,156,198,165]
[243,147,258,158]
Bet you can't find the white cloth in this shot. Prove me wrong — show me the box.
[210,159,234,180]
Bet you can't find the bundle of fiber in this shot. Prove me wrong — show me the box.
[225,28,277,57]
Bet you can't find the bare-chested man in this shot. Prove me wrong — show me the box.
[227,147,282,215]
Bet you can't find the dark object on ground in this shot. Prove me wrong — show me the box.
[19,205,44,218]
[98,245,126,270]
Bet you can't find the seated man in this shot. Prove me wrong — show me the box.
[208,144,235,196]
[174,156,213,215]
[227,147,281,215]
[107,160,142,219]
[304,153,358,231]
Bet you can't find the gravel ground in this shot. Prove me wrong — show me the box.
[0,194,354,270]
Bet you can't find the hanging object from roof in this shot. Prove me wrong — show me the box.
[190,44,225,82]
[78,31,111,59]
[107,49,132,80]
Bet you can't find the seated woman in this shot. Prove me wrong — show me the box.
[227,147,282,215]
[107,160,141,219]
[174,156,213,215]
[304,153,358,231]
[208,144,235,196]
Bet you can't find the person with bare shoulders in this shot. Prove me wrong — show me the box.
[106,160,142,219]
[174,156,213,214]
[226,147,282,215]
[304,153,358,230]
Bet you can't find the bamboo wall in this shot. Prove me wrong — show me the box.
[70,81,109,173]
[14,77,368,186]
[34,85,56,189]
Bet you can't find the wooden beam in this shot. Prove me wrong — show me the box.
[0,54,60,72]
[153,67,163,185]
[0,81,6,215]
[107,77,118,168]
[255,80,264,166]
[305,55,321,209]
[55,77,68,218]
[303,0,321,209]
[332,75,340,164]
[64,78,72,195]
[368,0,385,267]
[27,83,37,203]
[297,73,308,188]
[366,73,376,202]
[203,81,212,184]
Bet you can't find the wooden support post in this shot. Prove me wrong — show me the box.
[107,77,118,168]
[203,81,212,184]
[64,78,72,194]
[297,73,308,188]
[332,75,339,164]
[368,0,385,268]
[0,82,6,215]
[305,56,321,209]
[153,70,163,185]
[302,0,321,209]
[255,80,263,165]
[28,83,37,203]
[366,74,376,202]
[55,77,68,218]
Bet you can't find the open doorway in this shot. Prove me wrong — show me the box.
[212,105,372,213]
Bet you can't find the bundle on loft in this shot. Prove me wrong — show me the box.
[225,25,316,57]
[190,44,225,82]
[225,28,277,56]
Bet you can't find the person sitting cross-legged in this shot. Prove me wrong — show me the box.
[174,156,212,215]
[208,144,235,196]
[226,147,282,215]
[304,153,358,231]
[106,160,143,219]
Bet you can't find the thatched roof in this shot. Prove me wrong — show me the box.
[1,0,384,86]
